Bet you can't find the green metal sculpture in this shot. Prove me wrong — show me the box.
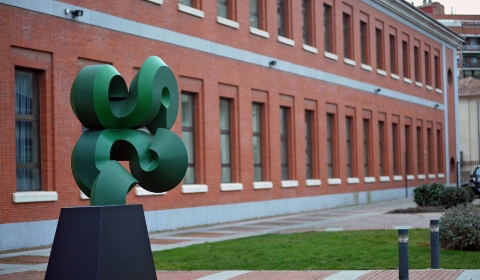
[71,56,188,206]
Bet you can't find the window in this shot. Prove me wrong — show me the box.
[402,40,409,78]
[327,113,335,178]
[220,98,232,183]
[392,123,400,175]
[435,55,441,89]
[360,21,368,64]
[363,119,371,176]
[414,46,420,82]
[217,0,228,18]
[252,103,263,181]
[427,128,433,174]
[302,0,312,45]
[346,116,353,177]
[250,0,259,28]
[277,0,286,37]
[405,125,412,174]
[417,126,423,174]
[379,121,386,176]
[182,93,196,184]
[280,107,290,180]
[425,51,431,86]
[389,35,397,74]
[180,0,192,6]
[343,13,352,59]
[324,4,333,53]
[375,28,384,70]
[305,111,313,179]
[437,129,443,173]
[16,69,41,191]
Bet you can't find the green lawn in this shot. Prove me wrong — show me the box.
[153,229,480,270]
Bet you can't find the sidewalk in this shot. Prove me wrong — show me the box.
[1,197,479,279]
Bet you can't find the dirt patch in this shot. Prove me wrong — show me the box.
[387,206,445,214]
[0,256,49,264]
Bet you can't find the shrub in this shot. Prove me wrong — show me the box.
[413,183,445,207]
[439,186,475,209]
[440,204,480,251]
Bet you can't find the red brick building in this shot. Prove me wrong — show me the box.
[0,0,462,250]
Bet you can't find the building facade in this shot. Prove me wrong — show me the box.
[0,0,462,251]
[458,77,480,162]
[419,2,480,79]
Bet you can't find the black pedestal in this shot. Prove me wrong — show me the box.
[45,204,157,280]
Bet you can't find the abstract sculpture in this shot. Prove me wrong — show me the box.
[70,55,187,205]
[45,56,186,280]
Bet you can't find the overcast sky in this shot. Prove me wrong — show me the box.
[411,0,480,15]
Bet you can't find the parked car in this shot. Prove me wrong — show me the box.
[468,166,480,196]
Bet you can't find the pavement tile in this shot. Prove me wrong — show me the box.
[215,226,269,232]
[150,239,193,245]
[170,232,232,238]
[156,270,220,280]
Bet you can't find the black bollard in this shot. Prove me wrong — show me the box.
[430,220,440,269]
[398,228,409,280]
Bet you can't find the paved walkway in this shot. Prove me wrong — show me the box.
[1,197,479,279]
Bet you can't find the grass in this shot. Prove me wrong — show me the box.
[153,229,480,270]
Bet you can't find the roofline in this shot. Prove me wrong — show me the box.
[370,0,464,47]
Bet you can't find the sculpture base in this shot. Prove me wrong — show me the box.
[45,204,156,280]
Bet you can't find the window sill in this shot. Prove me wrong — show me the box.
[380,176,390,182]
[435,88,442,94]
[426,85,433,91]
[404,77,412,84]
[324,52,338,61]
[377,69,387,76]
[393,175,403,181]
[281,180,298,188]
[391,73,400,80]
[344,58,356,67]
[278,36,295,47]
[217,16,239,29]
[407,175,415,181]
[80,191,89,200]
[182,184,208,193]
[253,181,273,189]
[306,179,321,186]
[347,177,359,184]
[135,186,166,196]
[178,4,204,18]
[361,64,372,71]
[364,177,376,183]
[146,0,162,4]
[250,27,269,39]
[418,174,426,180]
[415,81,423,88]
[428,174,436,179]
[220,183,243,191]
[13,191,58,203]
[303,44,318,54]
[438,173,445,178]
[328,178,341,185]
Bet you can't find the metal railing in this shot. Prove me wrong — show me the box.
[459,160,480,185]
[462,45,480,51]
[463,62,480,68]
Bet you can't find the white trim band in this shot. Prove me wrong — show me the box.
[435,88,442,94]
[415,81,423,87]
[146,0,163,4]
[253,181,273,189]
[428,174,436,179]
[344,58,356,66]
[426,85,433,91]
[391,73,400,80]
[13,191,58,203]
[438,173,445,178]
[377,69,387,76]
[407,175,415,181]
[404,77,412,84]
[394,175,403,181]
[361,64,372,71]
[281,180,299,188]
[220,183,243,191]
[418,174,426,180]
[80,191,89,200]
[182,184,208,193]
